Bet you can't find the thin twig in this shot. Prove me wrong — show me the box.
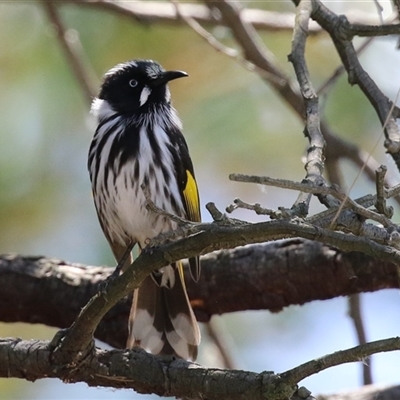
[142,183,190,226]
[205,202,247,225]
[206,0,305,116]
[348,294,373,385]
[141,183,205,246]
[281,337,400,385]
[372,0,384,23]
[226,198,274,216]
[227,189,389,245]
[317,37,374,96]
[170,0,284,85]
[323,130,373,386]
[386,183,400,199]
[375,165,393,218]
[304,1,400,153]
[318,13,398,96]
[170,0,237,58]
[229,173,394,227]
[288,0,325,218]
[43,2,98,104]
[194,0,399,208]
[60,0,323,34]
[229,191,317,220]
[330,90,400,228]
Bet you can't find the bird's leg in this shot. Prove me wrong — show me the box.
[113,240,134,276]
[99,241,134,293]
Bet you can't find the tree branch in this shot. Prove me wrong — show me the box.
[228,174,395,229]
[1,239,399,349]
[348,22,400,37]
[289,0,325,215]
[202,0,400,207]
[59,0,322,34]
[295,0,400,165]
[43,2,98,103]
[281,337,400,386]
[0,338,274,399]
[348,294,373,385]
[1,336,399,399]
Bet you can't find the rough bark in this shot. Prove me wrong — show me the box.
[1,239,398,349]
[1,337,399,400]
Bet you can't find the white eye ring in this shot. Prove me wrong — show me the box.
[129,79,138,88]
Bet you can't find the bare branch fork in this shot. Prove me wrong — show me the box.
[228,172,400,227]
[144,168,400,253]
[299,1,400,162]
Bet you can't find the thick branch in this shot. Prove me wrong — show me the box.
[1,336,399,399]
[1,239,399,349]
[45,213,400,364]
[0,338,275,399]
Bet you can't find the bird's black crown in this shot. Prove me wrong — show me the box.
[99,59,187,115]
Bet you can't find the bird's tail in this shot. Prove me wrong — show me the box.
[127,262,200,361]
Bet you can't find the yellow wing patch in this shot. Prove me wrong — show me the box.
[183,170,201,281]
[183,170,201,222]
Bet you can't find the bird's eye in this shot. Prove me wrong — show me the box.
[129,79,138,88]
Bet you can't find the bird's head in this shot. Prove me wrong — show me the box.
[97,59,188,116]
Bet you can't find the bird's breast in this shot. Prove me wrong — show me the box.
[94,123,185,247]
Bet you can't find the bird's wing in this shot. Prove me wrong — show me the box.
[172,128,201,281]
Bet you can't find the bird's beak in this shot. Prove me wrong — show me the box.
[150,70,188,87]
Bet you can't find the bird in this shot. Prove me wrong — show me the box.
[88,59,201,361]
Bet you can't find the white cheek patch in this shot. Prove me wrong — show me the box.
[91,98,116,120]
[140,86,152,106]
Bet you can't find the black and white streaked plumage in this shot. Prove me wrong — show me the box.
[88,59,201,361]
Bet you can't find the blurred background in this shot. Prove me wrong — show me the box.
[1,1,400,399]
